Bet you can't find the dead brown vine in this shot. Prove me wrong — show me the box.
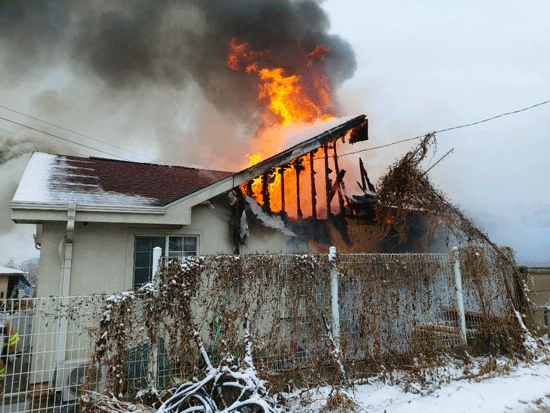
[375,133,532,344]
[81,135,534,411]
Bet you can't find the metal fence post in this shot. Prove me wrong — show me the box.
[453,247,467,344]
[329,246,340,354]
[149,246,162,388]
[152,246,162,283]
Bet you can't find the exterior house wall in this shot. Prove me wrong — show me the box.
[36,197,293,297]
[30,196,294,385]
[0,277,8,301]
[522,267,550,328]
[36,222,66,298]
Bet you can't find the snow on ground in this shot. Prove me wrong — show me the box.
[343,361,550,413]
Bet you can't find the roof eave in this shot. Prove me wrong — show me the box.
[165,114,367,210]
[10,201,165,214]
[10,201,176,225]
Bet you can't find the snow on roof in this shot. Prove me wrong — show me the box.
[13,153,233,207]
[13,116,365,209]
[0,266,26,275]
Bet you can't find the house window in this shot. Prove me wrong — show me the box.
[133,235,198,288]
[168,236,198,257]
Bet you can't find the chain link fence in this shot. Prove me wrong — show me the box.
[0,247,526,412]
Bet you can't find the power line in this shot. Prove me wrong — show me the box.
[436,100,550,133]
[336,99,550,159]
[0,104,156,162]
[0,127,14,134]
[0,115,130,161]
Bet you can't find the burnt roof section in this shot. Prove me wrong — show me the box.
[218,115,367,190]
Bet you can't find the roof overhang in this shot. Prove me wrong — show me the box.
[0,266,26,276]
[165,114,367,210]
[10,114,367,225]
[9,201,189,226]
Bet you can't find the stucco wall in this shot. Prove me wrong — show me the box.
[36,197,294,297]
[30,197,295,384]
[522,267,550,329]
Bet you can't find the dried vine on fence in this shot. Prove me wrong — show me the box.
[375,133,532,345]
[81,134,535,410]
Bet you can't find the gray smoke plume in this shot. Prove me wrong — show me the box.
[0,133,58,165]
[0,0,357,264]
[0,0,356,122]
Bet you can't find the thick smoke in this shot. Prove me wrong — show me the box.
[0,0,356,122]
[0,134,58,165]
[0,0,357,264]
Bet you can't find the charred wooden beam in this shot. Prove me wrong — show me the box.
[228,188,247,254]
[349,119,368,144]
[324,143,332,216]
[293,158,305,220]
[332,142,346,214]
[261,172,271,213]
[357,158,376,193]
[309,150,317,219]
[245,179,253,197]
[278,166,287,216]
[328,169,346,204]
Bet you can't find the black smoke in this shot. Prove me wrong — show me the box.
[0,0,356,120]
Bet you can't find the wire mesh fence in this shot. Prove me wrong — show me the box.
[0,247,525,412]
[0,295,105,413]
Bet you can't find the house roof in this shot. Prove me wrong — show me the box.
[0,266,26,276]
[13,153,233,207]
[12,114,367,220]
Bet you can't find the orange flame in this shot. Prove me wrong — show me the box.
[228,37,334,125]
[245,153,263,166]
[229,37,337,218]
[227,38,261,70]
[251,66,329,125]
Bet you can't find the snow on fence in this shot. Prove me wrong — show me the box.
[0,247,524,413]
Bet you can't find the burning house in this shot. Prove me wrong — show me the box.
[9,115,365,293]
[9,112,447,301]
[9,22,445,297]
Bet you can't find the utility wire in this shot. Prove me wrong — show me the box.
[336,99,550,159]
[0,116,130,161]
[0,104,156,162]
[0,127,14,134]
[2,99,548,165]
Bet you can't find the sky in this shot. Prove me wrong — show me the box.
[1,0,549,265]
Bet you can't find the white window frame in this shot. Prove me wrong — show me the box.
[133,235,199,287]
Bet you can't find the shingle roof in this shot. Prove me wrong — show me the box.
[13,115,367,209]
[13,153,234,207]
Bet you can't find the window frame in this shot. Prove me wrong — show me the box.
[133,234,199,288]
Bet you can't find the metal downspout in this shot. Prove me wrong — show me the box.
[54,203,76,391]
